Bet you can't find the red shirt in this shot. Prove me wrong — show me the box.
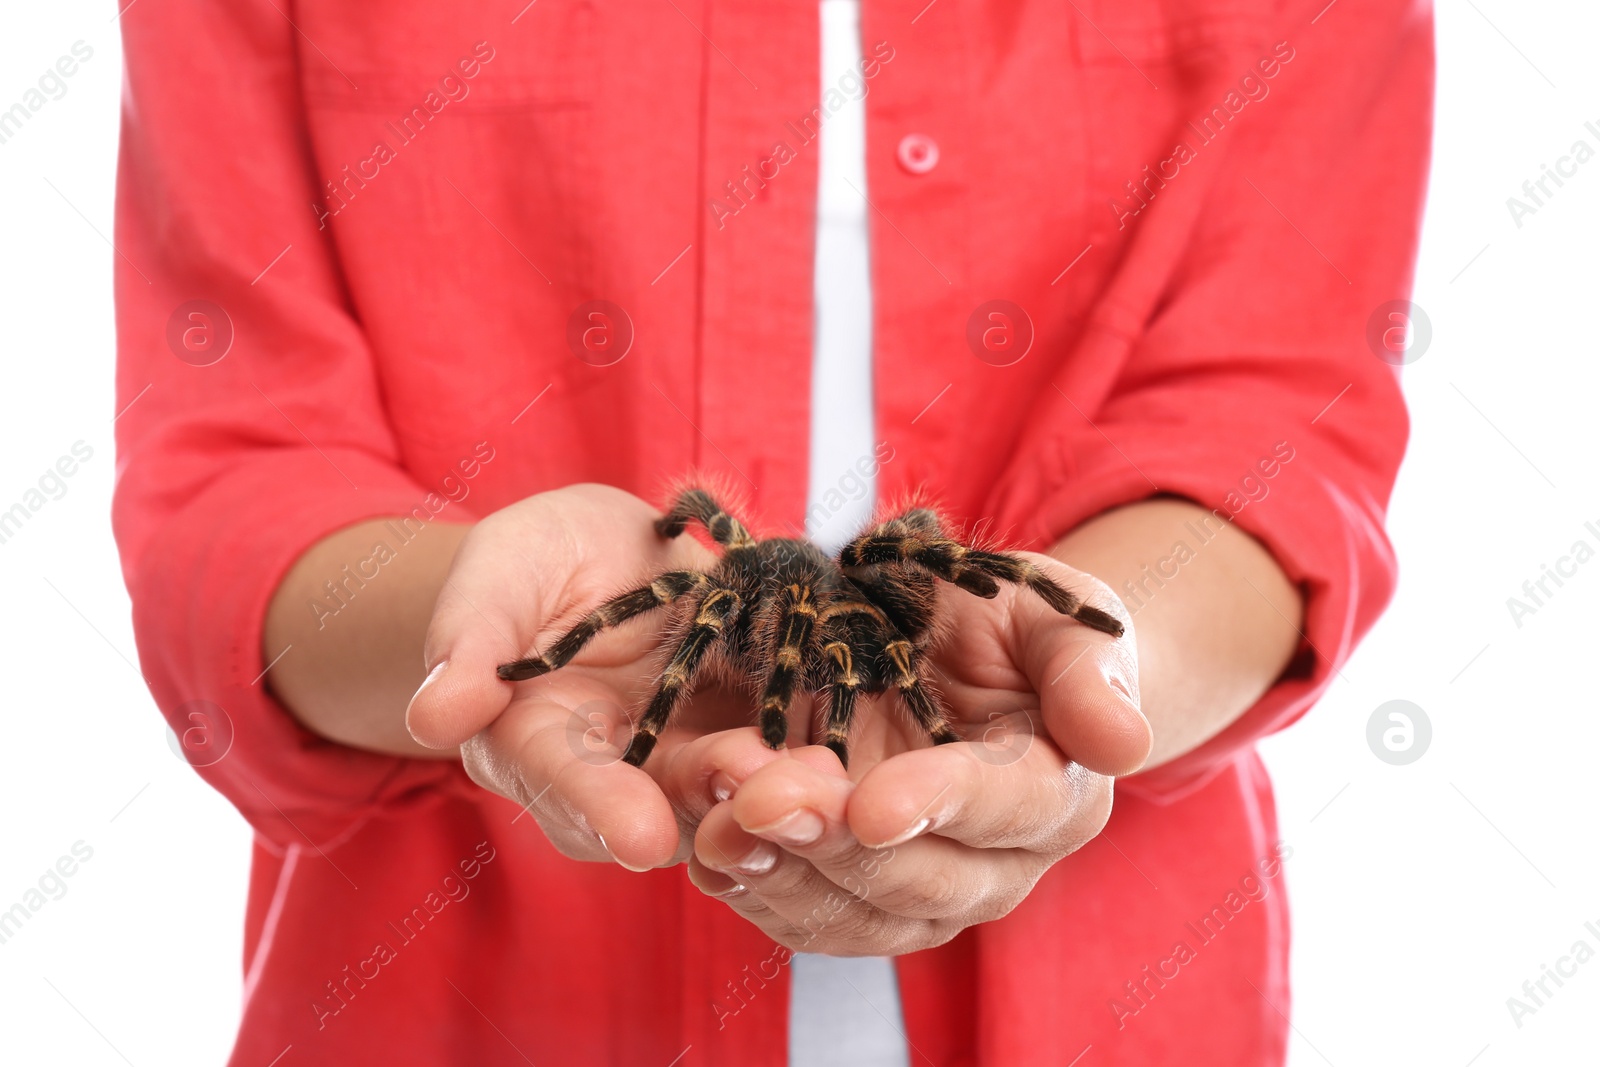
[112,1,1431,1063]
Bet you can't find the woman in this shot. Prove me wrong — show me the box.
[112,0,1431,1062]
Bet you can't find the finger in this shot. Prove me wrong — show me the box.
[686,853,755,902]
[648,727,832,854]
[409,484,670,749]
[466,682,681,870]
[730,756,1045,922]
[406,532,555,749]
[695,799,922,956]
[1010,556,1151,775]
[685,853,812,944]
[846,735,1113,856]
[1031,632,1151,776]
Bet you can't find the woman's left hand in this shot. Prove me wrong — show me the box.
[683,552,1150,954]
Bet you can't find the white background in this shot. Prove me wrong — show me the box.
[1,2,1596,1064]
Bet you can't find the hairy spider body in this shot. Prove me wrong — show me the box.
[497,488,1123,769]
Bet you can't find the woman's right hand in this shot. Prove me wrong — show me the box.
[406,483,794,870]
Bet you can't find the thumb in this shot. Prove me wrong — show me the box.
[406,570,532,749]
[1015,559,1151,776]
[403,483,660,749]
[1035,633,1151,777]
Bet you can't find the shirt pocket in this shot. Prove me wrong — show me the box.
[1070,0,1280,69]
[298,0,598,114]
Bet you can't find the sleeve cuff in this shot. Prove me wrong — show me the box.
[987,433,1396,803]
[120,447,477,845]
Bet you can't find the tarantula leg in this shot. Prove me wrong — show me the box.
[813,598,891,766]
[959,550,1125,637]
[820,640,862,769]
[840,532,1124,638]
[884,639,960,746]
[496,571,712,681]
[655,487,756,549]
[755,584,819,751]
[623,587,743,768]
[839,533,1001,597]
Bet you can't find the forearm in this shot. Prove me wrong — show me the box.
[1051,498,1304,770]
[263,518,473,758]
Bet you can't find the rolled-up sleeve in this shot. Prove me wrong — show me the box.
[112,2,462,844]
[986,1,1433,800]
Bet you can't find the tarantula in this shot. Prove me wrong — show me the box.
[496,488,1124,769]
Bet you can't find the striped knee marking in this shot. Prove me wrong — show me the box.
[819,600,887,625]
[695,589,738,628]
[886,639,916,683]
[824,642,860,687]
[784,584,817,613]
[709,511,755,549]
[650,572,708,603]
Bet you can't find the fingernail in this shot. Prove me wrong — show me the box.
[710,882,749,899]
[710,771,739,804]
[597,833,653,874]
[747,809,824,847]
[1102,664,1136,704]
[726,843,777,876]
[864,817,930,849]
[409,661,448,706]
[405,663,452,745]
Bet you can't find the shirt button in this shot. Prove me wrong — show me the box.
[896,133,939,175]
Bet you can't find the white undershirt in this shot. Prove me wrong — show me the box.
[789,3,912,1065]
[805,0,877,554]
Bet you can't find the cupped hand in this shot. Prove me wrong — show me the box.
[404,483,795,871]
[685,552,1149,954]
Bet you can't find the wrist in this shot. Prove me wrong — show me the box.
[1048,498,1302,770]
[264,517,473,758]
